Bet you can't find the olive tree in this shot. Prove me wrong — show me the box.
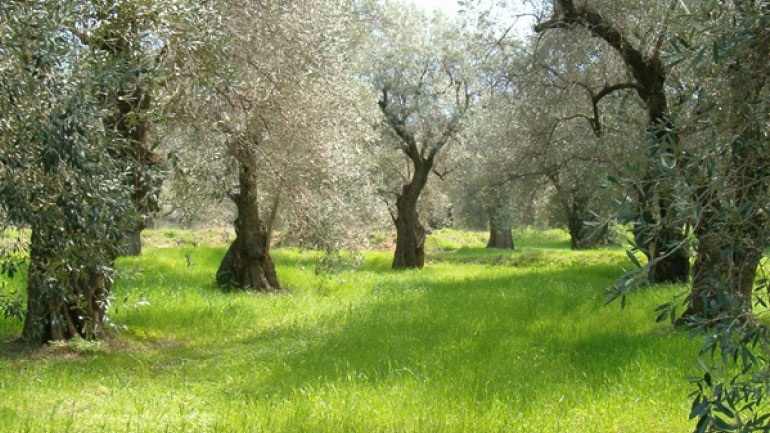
[674,2,770,323]
[481,27,629,249]
[0,0,214,342]
[0,0,132,342]
[366,3,477,269]
[196,0,376,291]
[72,0,215,255]
[602,1,770,429]
[450,90,519,248]
[534,0,691,282]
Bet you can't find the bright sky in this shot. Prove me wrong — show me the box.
[409,0,535,38]
[409,0,460,16]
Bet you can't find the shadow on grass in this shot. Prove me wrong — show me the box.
[0,244,695,425]
[220,264,690,409]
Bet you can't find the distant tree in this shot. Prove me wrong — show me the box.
[199,0,376,290]
[482,27,628,250]
[366,2,477,268]
[454,96,517,249]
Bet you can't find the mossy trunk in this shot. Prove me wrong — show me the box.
[22,226,111,343]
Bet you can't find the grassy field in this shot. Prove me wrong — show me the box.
[0,228,701,432]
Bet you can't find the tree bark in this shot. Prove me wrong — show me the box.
[124,224,144,257]
[392,160,431,269]
[487,206,514,250]
[551,176,598,250]
[681,61,769,319]
[487,224,514,250]
[566,204,585,250]
[682,223,761,321]
[115,86,161,256]
[393,195,427,269]
[535,0,690,283]
[216,158,280,291]
[22,226,111,343]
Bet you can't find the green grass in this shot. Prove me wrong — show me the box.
[0,229,701,432]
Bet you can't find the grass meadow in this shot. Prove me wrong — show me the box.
[0,228,702,432]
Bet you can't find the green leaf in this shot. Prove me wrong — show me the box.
[694,415,708,433]
[625,250,642,269]
[690,395,710,419]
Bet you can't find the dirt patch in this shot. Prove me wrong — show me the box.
[0,333,177,362]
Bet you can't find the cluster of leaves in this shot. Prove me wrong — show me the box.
[0,2,133,252]
[0,286,24,321]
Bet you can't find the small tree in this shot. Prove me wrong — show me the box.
[202,0,375,290]
[367,3,476,269]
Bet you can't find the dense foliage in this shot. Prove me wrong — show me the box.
[0,0,132,341]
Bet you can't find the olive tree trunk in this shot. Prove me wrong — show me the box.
[216,158,280,291]
[680,52,769,320]
[551,177,601,250]
[22,226,111,343]
[115,85,161,256]
[487,205,514,250]
[94,32,163,257]
[683,226,762,321]
[392,160,431,269]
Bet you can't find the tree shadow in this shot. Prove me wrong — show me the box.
[221,264,692,409]
[0,247,696,425]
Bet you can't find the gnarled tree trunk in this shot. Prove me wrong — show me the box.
[216,158,280,291]
[378,86,462,270]
[392,160,431,269]
[22,226,111,343]
[393,196,426,269]
[487,206,514,250]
